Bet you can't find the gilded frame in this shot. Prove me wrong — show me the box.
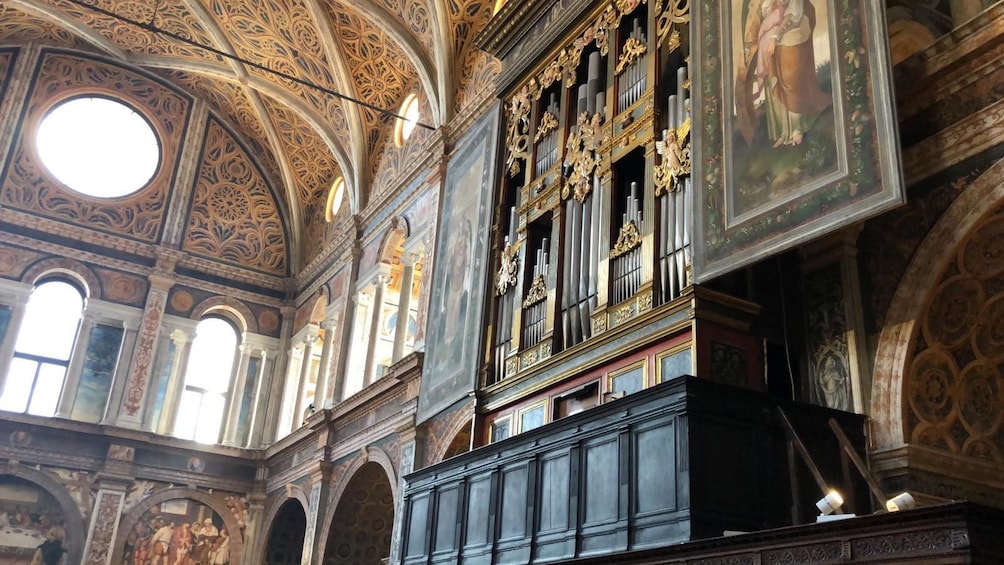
[516,399,548,434]
[655,342,694,384]
[692,0,903,282]
[606,359,648,396]
[490,413,514,443]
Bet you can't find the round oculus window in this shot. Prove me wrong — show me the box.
[36,97,160,198]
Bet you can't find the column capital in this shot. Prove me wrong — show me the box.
[320,316,339,331]
[169,327,195,346]
[147,273,176,292]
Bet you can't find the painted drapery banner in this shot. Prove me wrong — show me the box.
[418,105,501,424]
[692,0,903,281]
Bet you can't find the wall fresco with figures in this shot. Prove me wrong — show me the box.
[0,477,66,565]
[122,500,230,565]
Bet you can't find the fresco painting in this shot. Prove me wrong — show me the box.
[122,500,230,565]
[0,478,66,565]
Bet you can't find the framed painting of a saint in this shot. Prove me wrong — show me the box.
[692,0,904,282]
[417,104,501,424]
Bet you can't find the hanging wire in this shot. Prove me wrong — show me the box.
[62,0,436,130]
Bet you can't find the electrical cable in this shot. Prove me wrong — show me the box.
[62,0,436,130]
[777,258,796,401]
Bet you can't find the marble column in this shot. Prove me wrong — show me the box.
[392,255,417,363]
[81,483,128,565]
[102,322,138,425]
[363,275,387,386]
[265,305,296,443]
[292,326,320,428]
[0,286,32,398]
[388,422,424,564]
[116,274,174,428]
[247,348,272,448]
[156,328,196,435]
[55,311,98,418]
[223,342,254,445]
[315,317,337,409]
[301,463,332,565]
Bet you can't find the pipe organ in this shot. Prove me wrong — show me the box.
[487,0,696,383]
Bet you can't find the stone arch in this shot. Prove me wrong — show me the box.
[190,295,257,335]
[872,158,1004,452]
[111,487,244,565]
[309,289,329,325]
[256,494,308,565]
[0,464,87,565]
[316,447,399,562]
[377,217,410,265]
[20,257,99,299]
[319,457,397,565]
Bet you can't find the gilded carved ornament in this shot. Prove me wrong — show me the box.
[534,111,559,144]
[496,240,521,296]
[615,37,648,76]
[610,220,642,258]
[503,0,650,175]
[654,116,691,196]
[523,274,548,308]
[655,0,690,50]
[563,112,608,202]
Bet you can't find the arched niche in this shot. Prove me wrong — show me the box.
[112,488,243,565]
[872,157,1004,502]
[321,462,395,565]
[260,498,307,565]
[0,466,87,565]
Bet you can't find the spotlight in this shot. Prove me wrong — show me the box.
[885,492,916,512]
[815,490,844,516]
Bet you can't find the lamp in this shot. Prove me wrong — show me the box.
[815,490,844,516]
[885,492,916,512]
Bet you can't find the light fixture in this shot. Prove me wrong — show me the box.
[885,492,916,512]
[815,490,844,516]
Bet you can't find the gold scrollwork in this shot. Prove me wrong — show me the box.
[541,342,552,358]
[505,0,649,120]
[610,221,642,259]
[522,349,539,367]
[654,117,692,196]
[615,37,648,76]
[614,304,635,325]
[534,111,559,144]
[563,112,607,202]
[505,356,520,377]
[523,274,548,308]
[592,316,607,335]
[639,292,653,312]
[655,0,689,51]
[505,86,534,177]
[496,241,521,296]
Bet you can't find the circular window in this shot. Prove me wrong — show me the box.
[36,97,160,198]
[326,177,345,222]
[394,94,421,147]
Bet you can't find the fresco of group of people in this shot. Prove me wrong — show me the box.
[123,505,229,565]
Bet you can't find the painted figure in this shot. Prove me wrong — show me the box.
[737,0,831,146]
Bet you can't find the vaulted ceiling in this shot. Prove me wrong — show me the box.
[0,0,499,269]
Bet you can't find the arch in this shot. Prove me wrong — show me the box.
[377,217,410,265]
[249,487,309,564]
[434,417,474,465]
[871,157,1004,451]
[319,459,396,565]
[111,487,244,565]
[308,289,329,325]
[316,446,399,562]
[257,497,307,565]
[20,257,98,299]
[190,296,256,335]
[0,464,87,565]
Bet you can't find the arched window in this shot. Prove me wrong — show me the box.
[0,279,84,415]
[174,316,239,443]
[325,177,345,222]
[394,93,421,147]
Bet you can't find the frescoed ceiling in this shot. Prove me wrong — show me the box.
[0,0,499,268]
